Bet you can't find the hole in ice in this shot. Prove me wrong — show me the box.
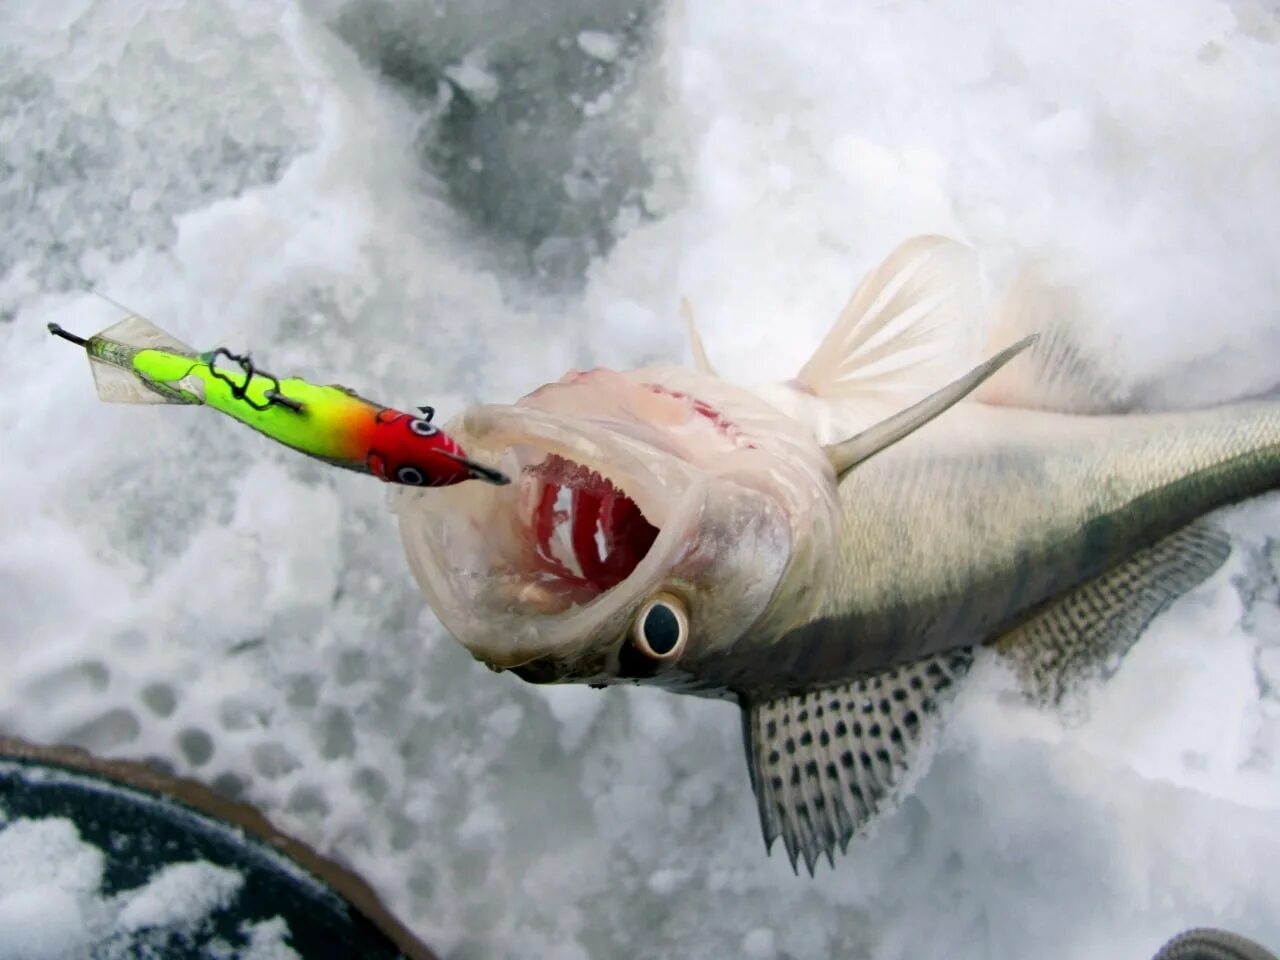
[319,709,356,760]
[218,697,267,732]
[252,742,300,780]
[286,785,330,817]
[354,767,389,803]
[25,661,110,704]
[287,675,319,708]
[211,772,247,802]
[389,815,419,852]
[408,864,437,900]
[141,683,177,718]
[336,650,368,686]
[63,708,140,753]
[177,728,215,767]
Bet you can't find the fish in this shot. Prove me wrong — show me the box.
[392,235,1280,873]
[49,315,508,488]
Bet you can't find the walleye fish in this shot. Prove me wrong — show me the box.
[394,236,1280,873]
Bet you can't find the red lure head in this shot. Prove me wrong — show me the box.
[366,408,502,487]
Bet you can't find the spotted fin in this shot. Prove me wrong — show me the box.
[991,521,1231,705]
[741,648,973,874]
[794,236,984,400]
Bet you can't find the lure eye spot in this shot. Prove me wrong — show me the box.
[630,592,689,661]
[396,466,427,486]
[409,418,438,437]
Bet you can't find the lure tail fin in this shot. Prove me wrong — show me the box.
[94,315,196,355]
[51,314,202,405]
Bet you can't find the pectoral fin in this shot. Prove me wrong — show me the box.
[741,649,973,874]
[991,521,1231,705]
[823,335,1036,477]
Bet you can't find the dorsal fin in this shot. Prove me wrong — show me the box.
[681,297,717,376]
[794,236,983,399]
[822,335,1036,477]
[976,265,1130,413]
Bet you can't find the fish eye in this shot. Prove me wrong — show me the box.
[409,418,438,437]
[396,466,427,485]
[630,592,689,661]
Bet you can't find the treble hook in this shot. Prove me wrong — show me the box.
[208,347,303,413]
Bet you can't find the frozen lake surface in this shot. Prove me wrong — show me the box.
[2,2,1279,957]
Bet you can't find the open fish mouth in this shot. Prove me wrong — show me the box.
[394,403,710,670]
[522,454,659,601]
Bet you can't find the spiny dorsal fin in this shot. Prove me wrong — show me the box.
[681,297,717,376]
[976,265,1130,413]
[991,521,1231,706]
[823,335,1036,477]
[794,236,983,399]
[742,648,973,875]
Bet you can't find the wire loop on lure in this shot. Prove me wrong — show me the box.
[208,347,303,413]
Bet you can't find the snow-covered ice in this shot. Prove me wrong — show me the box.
[0,811,294,959]
[1,1,1279,958]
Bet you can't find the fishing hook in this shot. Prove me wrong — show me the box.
[208,347,303,413]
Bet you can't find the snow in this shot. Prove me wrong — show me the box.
[0,813,294,960]
[115,861,244,935]
[1,1,1278,959]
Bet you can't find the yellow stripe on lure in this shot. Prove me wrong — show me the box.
[49,316,508,487]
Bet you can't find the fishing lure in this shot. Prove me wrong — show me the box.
[49,315,508,487]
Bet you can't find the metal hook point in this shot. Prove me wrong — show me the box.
[48,323,89,347]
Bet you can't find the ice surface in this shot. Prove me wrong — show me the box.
[0,814,293,960]
[1,1,1279,958]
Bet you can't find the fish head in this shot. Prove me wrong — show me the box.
[393,366,840,691]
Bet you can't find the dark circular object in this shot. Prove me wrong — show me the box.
[642,603,681,654]
[0,737,434,959]
[397,465,426,485]
[1152,928,1278,960]
[631,592,688,660]
[408,418,438,437]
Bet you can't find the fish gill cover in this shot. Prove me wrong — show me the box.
[1,1,1278,958]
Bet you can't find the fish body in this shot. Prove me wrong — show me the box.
[393,236,1280,870]
[54,315,507,488]
[698,395,1280,695]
